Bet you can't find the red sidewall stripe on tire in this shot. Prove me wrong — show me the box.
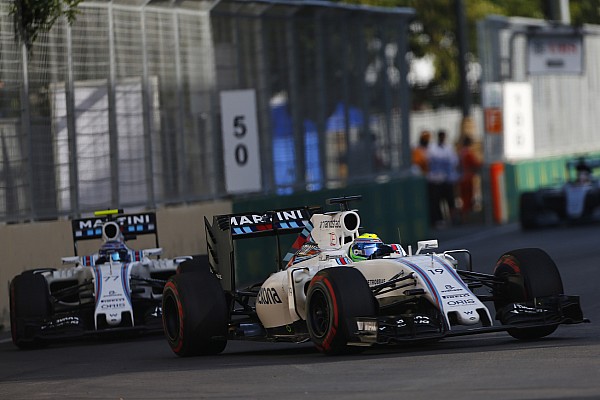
[495,255,521,274]
[312,275,339,351]
[9,281,17,344]
[164,281,184,353]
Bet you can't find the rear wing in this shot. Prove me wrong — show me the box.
[205,207,316,292]
[71,210,159,255]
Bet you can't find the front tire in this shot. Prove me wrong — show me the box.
[306,267,376,355]
[162,268,228,356]
[10,272,52,349]
[493,248,563,340]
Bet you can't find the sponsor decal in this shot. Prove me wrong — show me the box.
[230,214,268,226]
[319,219,342,229]
[41,316,80,330]
[257,287,283,305]
[368,278,387,286]
[396,318,406,328]
[275,210,304,221]
[446,299,476,306]
[463,310,478,321]
[100,297,127,309]
[510,303,546,314]
[441,284,463,293]
[329,233,337,246]
[230,210,305,226]
[77,214,152,230]
[78,219,105,230]
[442,293,471,299]
[356,321,378,332]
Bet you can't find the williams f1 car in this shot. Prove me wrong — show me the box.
[520,157,600,229]
[10,210,186,349]
[162,196,586,356]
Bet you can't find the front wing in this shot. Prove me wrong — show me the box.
[15,300,164,345]
[350,295,587,346]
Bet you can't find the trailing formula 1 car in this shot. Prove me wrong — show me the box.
[10,210,186,349]
[162,196,587,356]
[520,157,600,229]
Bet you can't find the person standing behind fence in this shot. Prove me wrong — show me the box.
[458,135,482,222]
[411,130,431,175]
[427,129,459,227]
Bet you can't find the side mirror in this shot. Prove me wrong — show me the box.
[443,249,472,271]
[61,256,80,265]
[416,240,438,254]
[143,248,163,257]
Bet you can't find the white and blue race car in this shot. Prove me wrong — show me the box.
[520,157,600,229]
[162,196,587,356]
[10,210,187,349]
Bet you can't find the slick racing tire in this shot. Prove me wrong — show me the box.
[162,268,228,356]
[10,271,52,349]
[519,193,539,230]
[493,248,563,340]
[306,267,377,355]
[176,255,210,275]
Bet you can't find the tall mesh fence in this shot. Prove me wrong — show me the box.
[0,0,415,222]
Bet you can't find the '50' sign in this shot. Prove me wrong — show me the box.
[220,90,262,194]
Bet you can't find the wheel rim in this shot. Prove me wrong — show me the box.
[309,288,331,339]
[163,292,180,342]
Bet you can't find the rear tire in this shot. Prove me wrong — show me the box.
[306,267,376,355]
[162,268,228,356]
[10,272,52,349]
[493,248,563,340]
[176,255,210,275]
[519,193,539,230]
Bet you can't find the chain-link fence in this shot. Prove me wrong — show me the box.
[0,0,415,222]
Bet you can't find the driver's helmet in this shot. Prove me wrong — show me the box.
[349,233,384,262]
[98,241,131,263]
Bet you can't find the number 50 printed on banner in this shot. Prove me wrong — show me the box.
[220,89,262,194]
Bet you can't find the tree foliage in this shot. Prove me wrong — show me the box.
[10,0,83,50]
[339,0,598,107]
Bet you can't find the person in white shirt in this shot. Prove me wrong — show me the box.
[427,130,459,227]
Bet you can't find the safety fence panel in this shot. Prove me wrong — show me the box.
[0,0,415,223]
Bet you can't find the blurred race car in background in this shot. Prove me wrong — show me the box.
[10,210,187,349]
[520,157,600,229]
[162,196,586,356]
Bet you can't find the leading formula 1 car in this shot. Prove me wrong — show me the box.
[162,196,586,356]
[10,210,187,349]
[520,156,600,229]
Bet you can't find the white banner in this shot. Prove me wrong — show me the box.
[503,82,534,160]
[220,90,262,194]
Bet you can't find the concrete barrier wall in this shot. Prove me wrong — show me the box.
[0,200,232,331]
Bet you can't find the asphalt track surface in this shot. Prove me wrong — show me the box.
[2,222,600,400]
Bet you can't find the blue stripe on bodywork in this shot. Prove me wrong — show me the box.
[93,265,102,302]
[396,258,443,311]
[121,263,132,303]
